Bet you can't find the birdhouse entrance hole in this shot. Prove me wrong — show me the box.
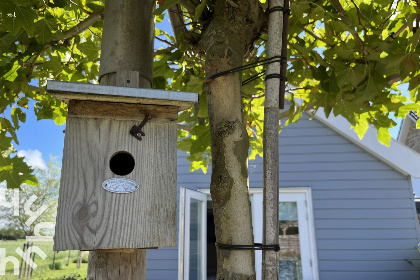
[110,151,135,176]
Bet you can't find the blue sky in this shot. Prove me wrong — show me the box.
[14,99,65,168]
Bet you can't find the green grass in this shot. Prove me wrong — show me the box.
[0,240,88,280]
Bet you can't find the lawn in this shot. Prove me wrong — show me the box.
[0,240,88,280]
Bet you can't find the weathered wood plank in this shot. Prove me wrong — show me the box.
[68,100,178,121]
[54,111,177,250]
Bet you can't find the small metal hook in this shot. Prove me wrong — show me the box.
[130,113,151,141]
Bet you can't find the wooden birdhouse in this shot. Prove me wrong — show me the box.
[46,80,197,251]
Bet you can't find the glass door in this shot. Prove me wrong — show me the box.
[251,188,318,280]
[179,187,207,280]
[278,200,302,280]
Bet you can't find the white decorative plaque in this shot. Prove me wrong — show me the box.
[102,178,139,193]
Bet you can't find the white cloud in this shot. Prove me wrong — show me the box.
[17,149,47,170]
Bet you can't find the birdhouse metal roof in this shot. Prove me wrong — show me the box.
[46,81,198,110]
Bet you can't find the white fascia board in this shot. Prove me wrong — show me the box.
[398,117,413,144]
[314,107,420,177]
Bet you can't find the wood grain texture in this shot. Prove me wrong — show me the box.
[54,104,178,251]
[68,100,178,122]
[87,249,146,279]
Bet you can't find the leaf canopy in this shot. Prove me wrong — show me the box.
[0,0,419,183]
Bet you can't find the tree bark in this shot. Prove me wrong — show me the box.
[201,1,264,279]
[87,0,154,279]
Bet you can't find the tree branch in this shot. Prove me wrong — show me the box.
[52,9,104,42]
[179,0,197,15]
[330,0,368,56]
[303,27,334,47]
[289,43,310,65]
[388,22,409,41]
[169,3,188,42]
[155,36,177,47]
[349,0,368,34]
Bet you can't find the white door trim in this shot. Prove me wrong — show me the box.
[251,188,319,280]
[178,187,208,280]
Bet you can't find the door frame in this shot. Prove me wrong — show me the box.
[178,187,208,280]
[251,187,319,280]
[180,187,319,280]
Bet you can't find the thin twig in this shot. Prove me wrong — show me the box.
[26,45,52,78]
[53,9,104,42]
[155,36,177,47]
[303,27,334,47]
[330,0,368,56]
[88,27,102,39]
[349,0,368,34]
[69,0,92,15]
[289,43,310,65]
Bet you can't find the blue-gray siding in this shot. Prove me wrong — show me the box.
[146,114,420,280]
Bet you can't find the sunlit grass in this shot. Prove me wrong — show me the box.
[0,240,87,280]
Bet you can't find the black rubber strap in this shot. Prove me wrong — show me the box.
[215,243,280,252]
[206,56,287,83]
[265,73,288,81]
[269,6,291,15]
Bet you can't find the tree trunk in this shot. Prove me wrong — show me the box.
[201,1,264,279]
[87,0,154,279]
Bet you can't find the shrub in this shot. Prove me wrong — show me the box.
[72,252,89,263]
[42,273,82,280]
[0,227,26,240]
[49,261,63,270]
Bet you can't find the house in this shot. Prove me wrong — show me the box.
[144,107,420,280]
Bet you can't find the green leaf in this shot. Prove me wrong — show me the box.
[153,76,166,89]
[0,134,37,188]
[44,55,62,76]
[353,113,369,139]
[0,154,38,188]
[197,92,208,118]
[400,54,419,80]
[49,0,68,8]
[190,125,211,155]
[194,0,207,21]
[329,72,340,94]
[0,0,37,36]
[78,38,100,60]
[153,0,182,15]
[185,75,204,93]
[34,13,58,44]
[377,127,391,146]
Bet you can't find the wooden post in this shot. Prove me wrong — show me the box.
[67,250,71,266]
[52,251,56,270]
[87,0,154,278]
[77,251,82,269]
[24,243,32,279]
[263,0,284,278]
[18,243,27,279]
[30,251,36,278]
